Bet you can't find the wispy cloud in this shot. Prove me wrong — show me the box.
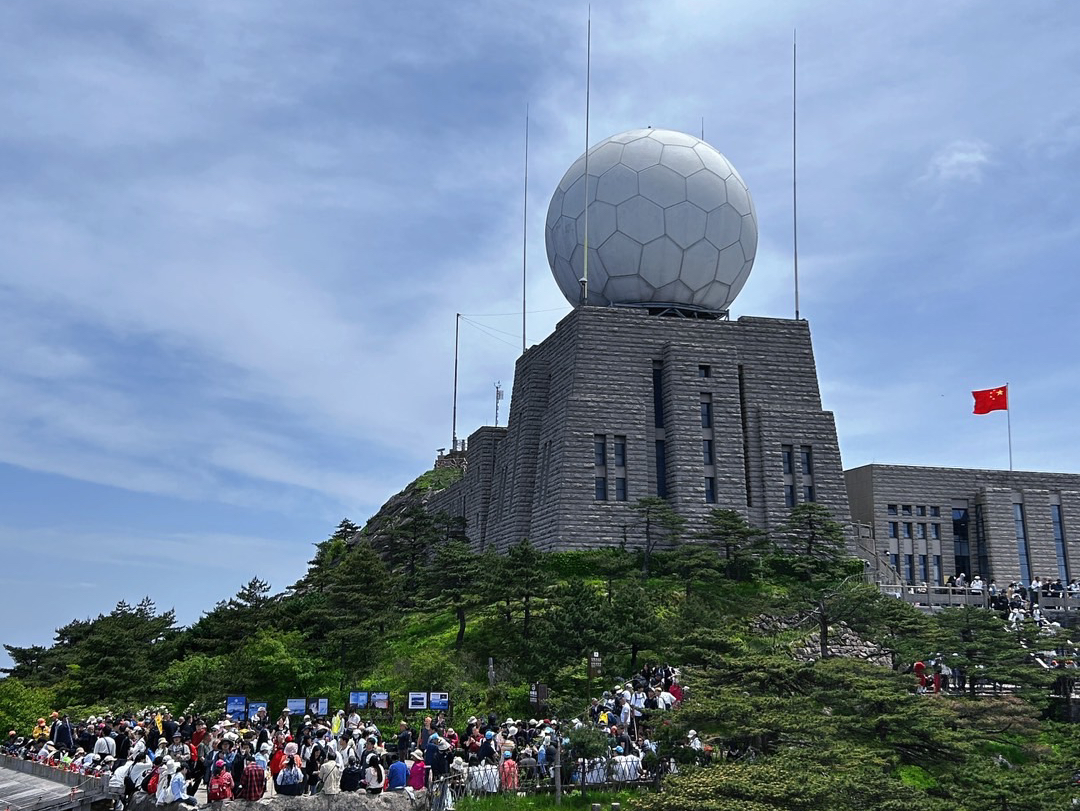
[920,140,992,184]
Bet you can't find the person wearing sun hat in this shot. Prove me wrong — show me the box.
[407,749,427,790]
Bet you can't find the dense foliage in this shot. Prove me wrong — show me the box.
[3,496,1077,809]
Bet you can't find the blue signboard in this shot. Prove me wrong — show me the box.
[371,692,390,710]
[286,697,307,715]
[226,695,247,721]
[349,691,369,709]
[248,701,269,718]
[429,692,450,711]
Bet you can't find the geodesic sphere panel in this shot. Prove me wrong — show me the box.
[545,128,756,311]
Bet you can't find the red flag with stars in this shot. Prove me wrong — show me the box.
[972,385,1008,414]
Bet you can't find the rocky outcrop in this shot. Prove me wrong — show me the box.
[217,790,429,811]
[791,623,893,668]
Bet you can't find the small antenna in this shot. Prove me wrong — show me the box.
[452,313,460,449]
[494,381,504,427]
[522,106,529,354]
[582,5,592,306]
[793,29,800,321]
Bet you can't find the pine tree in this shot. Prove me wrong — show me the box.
[424,539,482,650]
[633,496,686,576]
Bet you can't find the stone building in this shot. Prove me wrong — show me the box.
[845,464,1080,586]
[428,306,850,552]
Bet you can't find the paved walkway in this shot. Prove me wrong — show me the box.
[0,760,107,811]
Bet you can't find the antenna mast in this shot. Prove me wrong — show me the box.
[581,6,592,305]
[793,30,801,321]
[494,381,504,427]
[522,106,529,354]
[452,313,460,449]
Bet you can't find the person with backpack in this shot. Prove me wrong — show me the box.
[206,759,234,806]
[274,746,304,797]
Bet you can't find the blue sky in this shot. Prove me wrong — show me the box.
[2,1,1078,666]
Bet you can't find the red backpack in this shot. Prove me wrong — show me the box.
[141,767,161,795]
[207,771,233,801]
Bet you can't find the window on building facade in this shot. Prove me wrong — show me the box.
[916,523,926,540]
[916,505,926,517]
[700,398,713,428]
[933,555,942,586]
[614,436,626,468]
[595,477,607,501]
[931,523,941,540]
[888,521,898,538]
[800,446,813,475]
[615,477,627,502]
[1052,504,1069,582]
[594,434,606,467]
[953,507,970,578]
[887,504,898,515]
[698,364,711,378]
[920,554,929,583]
[785,484,795,508]
[902,505,913,516]
[890,552,899,572]
[782,445,794,475]
[652,362,665,428]
[702,439,714,466]
[974,503,990,579]
[804,485,815,503]
[704,477,717,504]
[905,554,914,585]
[903,522,912,539]
[930,506,941,517]
[1013,503,1031,585]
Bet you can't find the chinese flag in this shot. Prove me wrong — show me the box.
[972,385,1008,414]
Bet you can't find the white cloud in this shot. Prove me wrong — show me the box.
[920,140,992,184]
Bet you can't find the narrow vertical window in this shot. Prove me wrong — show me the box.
[933,555,942,586]
[595,477,607,501]
[1052,504,1069,582]
[803,485,815,503]
[1014,504,1031,584]
[700,398,712,428]
[704,477,716,504]
[800,446,813,475]
[615,477,627,502]
[613,436,626,468]
[593,434,606,467]
[782,445,794,475]
[784,484,795,508]
[702,439,714,465]
[652,362,665,428]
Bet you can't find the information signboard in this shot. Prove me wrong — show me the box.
[429,692,449,711]
[407,692,428,711]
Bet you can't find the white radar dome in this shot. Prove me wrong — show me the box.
[545,128,757,312]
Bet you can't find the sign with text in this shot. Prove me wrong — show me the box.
[588,651,603,678]
[286,698,307,715]
[407,692,428,711]
[529,683,549,706]
[429,692,449,711]
[313,698,329,716]
[349,691,369,709]
[226,695,247,721]
[371,692,390,710]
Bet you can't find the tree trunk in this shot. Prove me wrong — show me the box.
[630,642,640,671]
[818,599,829,659]
[455,605,466,650]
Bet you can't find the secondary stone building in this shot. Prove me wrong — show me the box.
[845,464,1080,587]
[428,306,850,553]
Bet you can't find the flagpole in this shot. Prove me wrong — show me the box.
[1006,382,1013,472]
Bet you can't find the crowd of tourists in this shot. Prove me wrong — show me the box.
[1,663,692,806]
